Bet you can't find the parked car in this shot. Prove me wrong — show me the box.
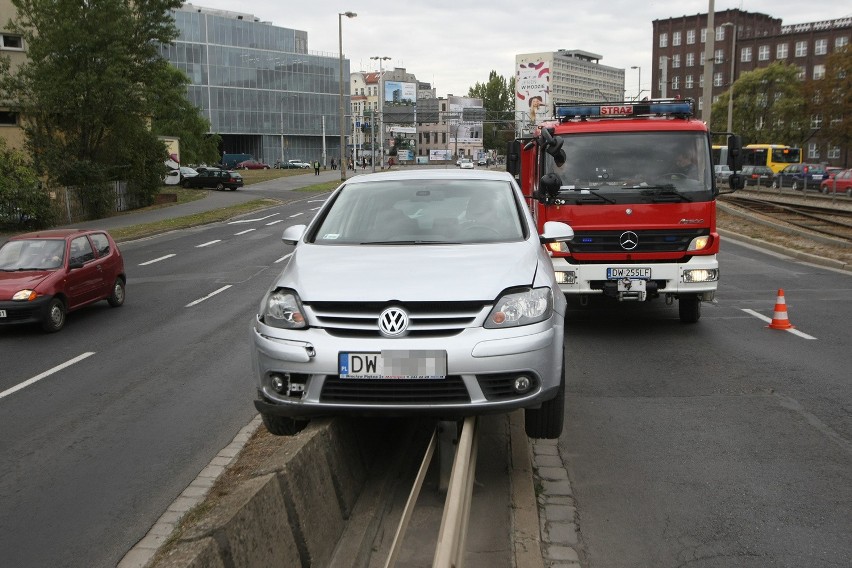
[180,168,244,191]
[0,229,126,332]
[236,159,271,170]
[163,166,199,185]
[477,158,488,166]
[459,159,475,170]
[714,164,732,185]
[820,168,852,196]
[250,169,574,439]
[740,165,774,187]
[772,163,826,190]
[286,159,311,169]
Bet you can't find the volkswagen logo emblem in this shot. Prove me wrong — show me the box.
[619,231,639,250]
[379,307,409,337]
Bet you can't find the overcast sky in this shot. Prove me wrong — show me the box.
[186,1,850,97]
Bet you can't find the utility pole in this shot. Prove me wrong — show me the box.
[701,0,715,124]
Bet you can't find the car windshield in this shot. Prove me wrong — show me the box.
[309,179,526,245]
[545,132,714,204]
[0,239,66,271]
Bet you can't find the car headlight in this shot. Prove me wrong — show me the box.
[12,289,38,301]
[263,288,307,329]
[485,287,553,328]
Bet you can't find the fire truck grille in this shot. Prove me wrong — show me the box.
[569,229,709,254]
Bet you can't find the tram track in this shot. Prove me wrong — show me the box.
[720,193,852,245]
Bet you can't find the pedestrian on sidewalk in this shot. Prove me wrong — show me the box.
[313,160,320,175]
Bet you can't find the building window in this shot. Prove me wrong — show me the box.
[714,49,724,64]
[0,111,18,125]
[672,76,680,90]
[758,45,770,61]
[672,54,681,68]
[673,31,681,46]
[685,75,694,89]
[716,26,725,41]
[713,72,723,87]
[687,29,695,45]
[701,29,707,43]
[828,145,840,159]
[741,47,752,63]
[811,114,822,129]
[836,36,849,49]
[795,41,807,57]
[777,43,788,59]
[0,34,23,50]
[815,39,828,56]
[807,143,819,160]
[797,66,806,80]
[813,64,825,80]
[659,33,668,48]
[686,53,695,67]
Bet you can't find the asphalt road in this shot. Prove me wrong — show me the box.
[1,170,850,567]
[561,239,851,567]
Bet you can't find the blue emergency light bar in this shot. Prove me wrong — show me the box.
[555,99,694,119]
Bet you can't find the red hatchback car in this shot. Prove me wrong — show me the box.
[0,229,126,332]
[820,168,852,197]
[235,159,271,170]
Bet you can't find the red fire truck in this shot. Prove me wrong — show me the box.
[508,99,744,323]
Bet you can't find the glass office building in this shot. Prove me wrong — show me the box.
[158,4,350,166]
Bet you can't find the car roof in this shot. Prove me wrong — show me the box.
[10,228,102,240]
[342,168,514,185]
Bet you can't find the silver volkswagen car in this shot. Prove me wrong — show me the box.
[250,169,574,438]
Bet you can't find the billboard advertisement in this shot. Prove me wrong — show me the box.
[515,54,552,126]
[383,80,417,124]
[448,96,483,145]
[429,149,452,161]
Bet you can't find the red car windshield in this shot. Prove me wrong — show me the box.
[0,239,66,271]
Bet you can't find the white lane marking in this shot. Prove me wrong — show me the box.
[289,212,304,218]
[228,213,280,224]
[275,252,293,264]
[741,309,817,340]
[0,352,96,401]
[234,228,256,236]
[196,240,221,248]
[310,207,322,211]
[139,254,176,266]
[186,285,233,307]
[266,220,284,226]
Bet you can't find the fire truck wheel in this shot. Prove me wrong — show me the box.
[525,350,565,439]
[679,295,701,323]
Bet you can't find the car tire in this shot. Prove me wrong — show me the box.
[261,413,309,436]
[771,180,778,189]
[41,297,66,332]
[107,277,125,307]
[215,183,224,191]
[181,180,192,188]
[525,350,565,439]
[679,295,701,324]
[792,181,799,191]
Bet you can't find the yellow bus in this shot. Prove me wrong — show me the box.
[742,144,802,174]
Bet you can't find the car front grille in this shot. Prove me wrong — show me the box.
[320,376,471,403]
[569,229,708,254]
[305,300,488,337]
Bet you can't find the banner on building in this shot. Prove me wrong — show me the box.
[448,96,484,145]
[515,55,552,125]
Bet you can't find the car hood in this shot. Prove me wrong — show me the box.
[279,241,542,302]
[0,271,52,299]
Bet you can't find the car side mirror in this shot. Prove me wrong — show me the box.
[282,225,307,245]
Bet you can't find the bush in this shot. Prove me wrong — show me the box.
[0,141,56,229]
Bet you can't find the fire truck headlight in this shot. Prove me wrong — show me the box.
[548,241,569,253]
[554,270,576,285]
[687,235,711,251]
[682,269,718,283]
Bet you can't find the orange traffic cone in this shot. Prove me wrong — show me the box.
[767,289,795,330]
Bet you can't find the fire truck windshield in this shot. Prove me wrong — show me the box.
[545,132,713,204]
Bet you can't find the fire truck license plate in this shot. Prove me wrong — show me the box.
[339,350,447,379]
[606,267,651,280]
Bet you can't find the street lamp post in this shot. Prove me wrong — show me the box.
[338,11,357,182]
[370,55,390,172]
[722,22,737,134]
[630,66,641,100]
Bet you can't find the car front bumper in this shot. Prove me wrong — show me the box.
[250,314,564,419]
[0,296,53,326]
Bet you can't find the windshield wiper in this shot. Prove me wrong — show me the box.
[639,186,692,202]
[559,187,616,204]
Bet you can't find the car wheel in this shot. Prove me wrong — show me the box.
[181,180,192,188]
[107,277,125,307]
[525,349,565,439]
[679,295,701,324]
[771,180,778,189]
[261,413,309,436]
[792,181,799,191]
[41,297,66,332]
[215,183,224,191]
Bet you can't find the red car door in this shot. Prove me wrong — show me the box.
[65,236,104,308]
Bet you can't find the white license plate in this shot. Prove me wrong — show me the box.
[339,350,447,379]
[606,267,651,280]
[0,310,5,318]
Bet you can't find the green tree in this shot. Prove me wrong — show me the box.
[803,45,851,165]
[468,71,516,151]
[0,139,54,228]
[709,62,808,147]
[0,0,184,217]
